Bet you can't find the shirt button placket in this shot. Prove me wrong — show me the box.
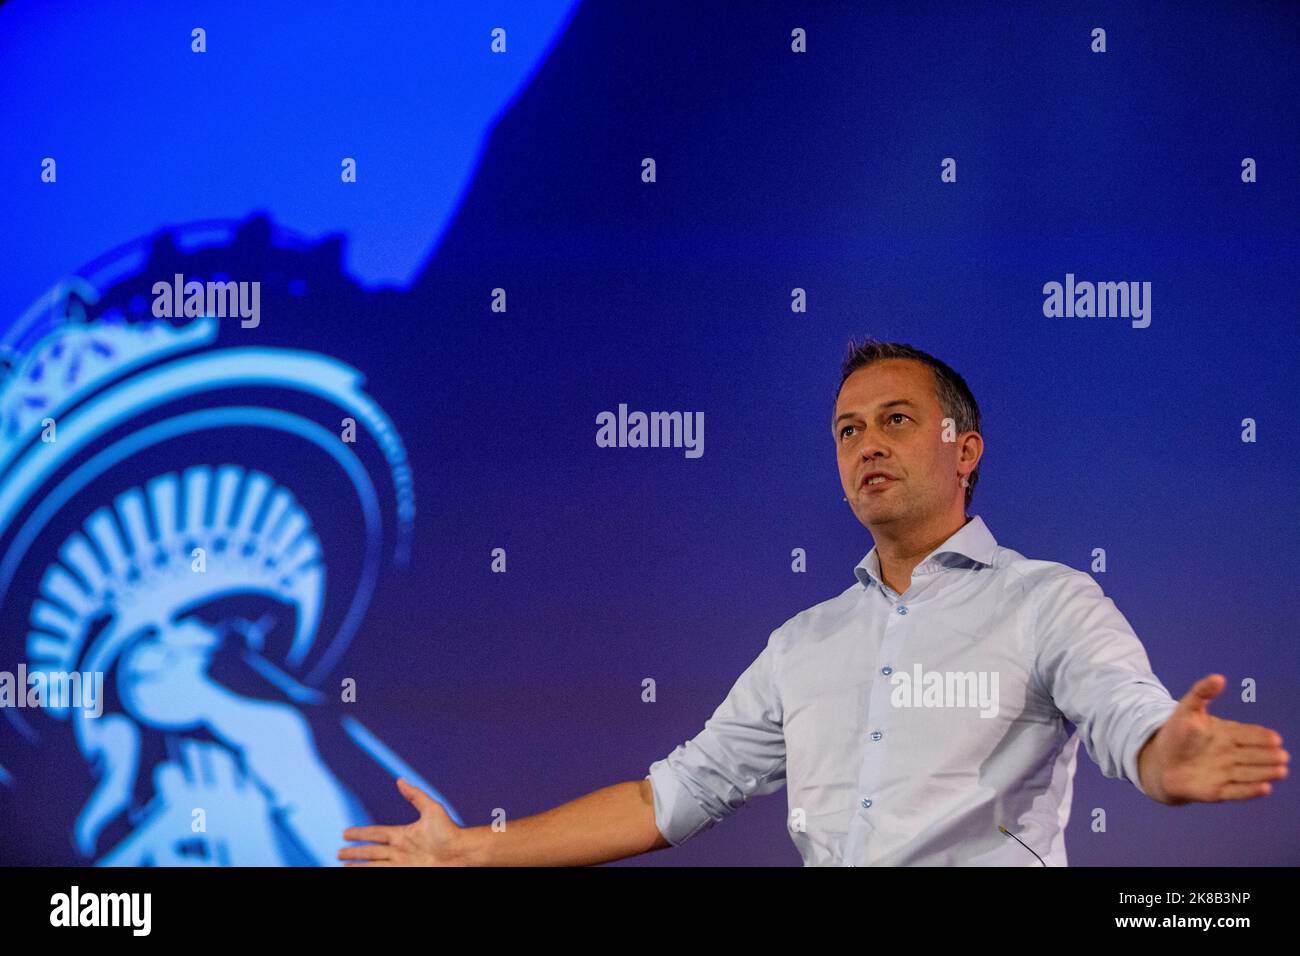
[859,598,912,825]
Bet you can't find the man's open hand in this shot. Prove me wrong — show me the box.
[339,778,467,866]
[1138,673,1289,805]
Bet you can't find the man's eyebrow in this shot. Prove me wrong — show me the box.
[833,399,917,425]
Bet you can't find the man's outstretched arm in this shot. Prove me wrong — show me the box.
[341,627,787,866]
[339,777,671,867]
[1137,673,1289,805]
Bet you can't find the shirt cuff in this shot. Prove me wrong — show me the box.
[1123,699,1179,798]
[646,757,716,847]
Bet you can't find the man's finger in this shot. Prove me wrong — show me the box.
[1178,673,1225,714]
[342,825,397,844]
[396,777,439,816]
[338,843,396,861]
[1217,781,1272,801]
[1227,724,1284,748]
[343,860,393,867]
[1227,764,1289,784]
[1231,743,1290,765]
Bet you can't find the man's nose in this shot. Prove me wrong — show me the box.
[859,430,890,460]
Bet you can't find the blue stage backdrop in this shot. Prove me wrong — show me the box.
[1,1,1296,866]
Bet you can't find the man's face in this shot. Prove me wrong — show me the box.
[833,358,972,532]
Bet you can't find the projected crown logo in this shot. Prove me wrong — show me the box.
[0,219,454,866]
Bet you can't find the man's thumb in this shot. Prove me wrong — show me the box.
[1178,673,1225,714]
[396,777,440,816]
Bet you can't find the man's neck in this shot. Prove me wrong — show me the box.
[871,511,970,596]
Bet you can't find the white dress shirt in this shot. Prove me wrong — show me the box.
[646,514,1179,865]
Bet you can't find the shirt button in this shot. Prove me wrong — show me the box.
[896,604,908,615]
[870,730,882,741]
[860,798,873,809]
[881,665,892,675]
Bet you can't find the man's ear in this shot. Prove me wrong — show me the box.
[960,431,983,470]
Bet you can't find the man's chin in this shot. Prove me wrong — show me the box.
[857,504,903,527]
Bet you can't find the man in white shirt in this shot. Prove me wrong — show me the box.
[339,338,1288,866]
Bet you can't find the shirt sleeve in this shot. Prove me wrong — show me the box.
[1031,567,1178,798]
[646,628,787,846]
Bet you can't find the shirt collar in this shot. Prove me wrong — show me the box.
[854,514,998,591]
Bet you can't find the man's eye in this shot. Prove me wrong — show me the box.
[839,425,856,439]
[889,413,911,425]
